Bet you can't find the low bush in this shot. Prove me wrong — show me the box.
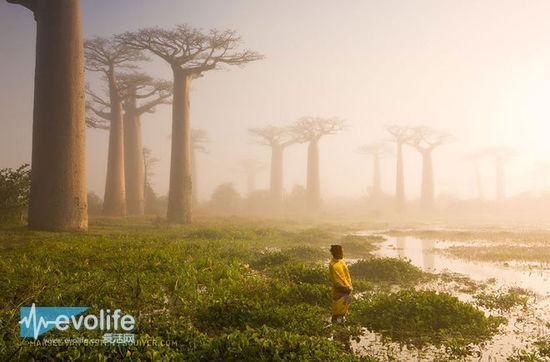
[350,289,505,357]
[349,257,426,285]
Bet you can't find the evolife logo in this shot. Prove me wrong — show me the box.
[20,304,135,339]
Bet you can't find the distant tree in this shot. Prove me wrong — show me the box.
[249,126,295,208]
[386,125,415,210]
[0,164,30,224]
[191,129,210,207]
[118,25,262,224]
[484,146,515,201]
[290,117,345,211]
[7,0,88,231]
[210,182,241,213]
[358,142,392,199]
[120,73,171,215]
[142,147,160,215]
[84,36,146,216]
[407,126,451,209]
[236,159,265,195]
[464,151,486,200]
[87,192,103,216]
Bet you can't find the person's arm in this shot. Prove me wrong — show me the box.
[330,262,352,293]
[342,262,353,290]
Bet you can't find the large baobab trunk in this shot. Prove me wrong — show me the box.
[395,143,405,209]
[103,74,126,216]
[167,70,192,223]
[496,157,505,201]
[191,146,198,207]
[372,155,381,197]
[123,91,145,215]
[28,0,88,231]
[306,139,321,210]
[270,146,284,203]
[420,151,434,209]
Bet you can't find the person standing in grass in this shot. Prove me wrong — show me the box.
[329,244,353,323]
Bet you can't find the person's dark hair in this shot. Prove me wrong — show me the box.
[330,244,343,259]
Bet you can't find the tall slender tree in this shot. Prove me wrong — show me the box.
[237,159,265,195]
[484,146,514,201]
[120,73,171,215]
[7,0,88,231]
[358,142,392,199]
[249,126,295,207]
[407,126,451,210]
[464,151,486,200]
[291,117,345,211]
[84,36,145,216]
[191,129,209,207]
[386,125,414,211]
[118,25,262,224]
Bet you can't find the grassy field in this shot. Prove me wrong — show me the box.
[0,218,522,361]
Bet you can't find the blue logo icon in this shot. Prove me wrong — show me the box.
[20,304,89,339]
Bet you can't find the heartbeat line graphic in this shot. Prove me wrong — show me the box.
[19,304,89,339]
[19,304,57,339]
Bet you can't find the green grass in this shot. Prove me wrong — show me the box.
[0,218,507,360]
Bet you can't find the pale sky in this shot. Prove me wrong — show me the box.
[2,0,550,202]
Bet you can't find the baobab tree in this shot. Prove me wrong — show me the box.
[7,0,88,231]
[121,73,172,215]
[358,142,392,199]
[249,126,295,206]
[386,125,414,210]
[118,25,262,224]
[407,126,451,210]
[291,117,345,211]
[484,146,515,201]
[84,36,145,216]
[236,159,265,195]
[464,151,486,200]
[191,129,209,207]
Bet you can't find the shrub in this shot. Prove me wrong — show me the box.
[474,287,530,312]
[0,164,30,225]
[351,290,505,357]
[348,257,425,285]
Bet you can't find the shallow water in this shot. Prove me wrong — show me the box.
[370,233,550,296]
[352,231,550,361]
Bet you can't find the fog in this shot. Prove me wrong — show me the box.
[3,0,550,205]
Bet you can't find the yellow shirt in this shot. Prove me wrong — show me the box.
[329,258,352,291]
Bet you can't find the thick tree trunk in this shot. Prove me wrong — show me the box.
[372,155,381,198]
[102,73,126,216]
[191,146,198,207]
[123,92,145,215]
[167,70,192,223]
[420,150,434,209]
[270,146,284,204]
[306,139,321,211]
[395,143,405,210]
[27,0,88,231]
[496,157,504,201]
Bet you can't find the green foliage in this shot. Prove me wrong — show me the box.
[0,164,30,225]
[209,182,241,212]
[348,257,426,285]
[350,290,505,357]
[0,222,365,360]
[474,287,530,312]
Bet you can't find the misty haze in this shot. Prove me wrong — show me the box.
[2,1,550,361]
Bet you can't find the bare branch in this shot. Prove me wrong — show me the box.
[84,36,147,75]
[290,117,346,143]
[407,126,452,152]
[249,125,295,148]
[358,142,393,158]
[117,24,263,75]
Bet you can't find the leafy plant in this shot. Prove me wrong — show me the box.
[0,164,30,225]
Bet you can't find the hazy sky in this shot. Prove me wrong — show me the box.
[3,0,550,201]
